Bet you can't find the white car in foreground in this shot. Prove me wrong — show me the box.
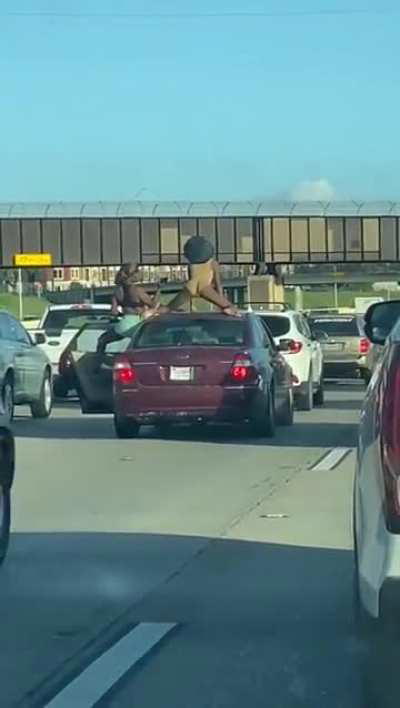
[354,299,400,631]
[36,304,111,396]
[255,307,324,410]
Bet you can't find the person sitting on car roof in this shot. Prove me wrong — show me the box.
[96,262,158,355]
[163,236,238,315]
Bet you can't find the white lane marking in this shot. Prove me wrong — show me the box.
[45,622,176,708]
[311,447,351,472]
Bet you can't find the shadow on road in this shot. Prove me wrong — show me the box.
[1,532,368,708]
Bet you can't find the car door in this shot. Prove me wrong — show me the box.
[0,314,15,394]
[254,317,286,408]
[299,315,322,385]
[8,316,43,400]
[73,327,131,413]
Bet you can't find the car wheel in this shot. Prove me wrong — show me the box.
[2,378,14,424]
[250,389,275,438]
[314,375,325,406]
[297,372,313,411]
[0,485,11,566]
[30,372,53,419]
[276,388,294,426]
[53,378,69,398]
[114,414,140,439]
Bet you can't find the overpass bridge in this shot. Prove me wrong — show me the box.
[1,200,400,267]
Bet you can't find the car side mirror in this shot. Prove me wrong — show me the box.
[364,300,400,345]
[34,332,46,345]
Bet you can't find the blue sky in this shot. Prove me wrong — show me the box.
[1,1,399,202]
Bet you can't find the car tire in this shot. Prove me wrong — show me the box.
[30,372,53,419]
[297,372,313,411]
[276,388,294,426]
[250,389,275,438]
[0,485,10,566]
[114,415,140,439]
[2,378,14,424]
[53,378,69,398]
[314,375,325,406]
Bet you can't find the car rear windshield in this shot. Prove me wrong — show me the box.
[42,309,111,335]
[258,315,290,337]
[134,318,246,348]
[309,317,360,337]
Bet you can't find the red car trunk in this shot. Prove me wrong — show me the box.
[114,346,258,420]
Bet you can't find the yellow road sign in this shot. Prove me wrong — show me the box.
[14,253,53,267]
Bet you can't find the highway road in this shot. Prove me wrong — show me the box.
[0,385,386,707]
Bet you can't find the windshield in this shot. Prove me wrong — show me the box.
[42,309,111,335]
[258,315,290,337]
[134,319,246,348]
[309,317,360,337]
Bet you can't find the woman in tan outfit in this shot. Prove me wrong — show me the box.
[166,236,238,315]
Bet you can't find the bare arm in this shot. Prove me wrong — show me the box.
[212,260,223,296]
[128,284,155,308]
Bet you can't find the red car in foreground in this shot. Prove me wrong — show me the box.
[69,312,294,439]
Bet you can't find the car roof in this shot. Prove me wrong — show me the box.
[143,312,249,323]
[45,303,111,311]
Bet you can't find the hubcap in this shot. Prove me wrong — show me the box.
[43,377,52,412]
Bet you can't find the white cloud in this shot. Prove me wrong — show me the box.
[291,179,336,201]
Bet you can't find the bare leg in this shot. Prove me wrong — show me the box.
[166,287,192,312]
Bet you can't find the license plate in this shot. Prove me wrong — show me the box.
[323,342,343,351]
[169,366,192,382]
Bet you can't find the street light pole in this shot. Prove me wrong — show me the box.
[18,268,23,321]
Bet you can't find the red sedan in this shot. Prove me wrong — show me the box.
[110,312,294,438]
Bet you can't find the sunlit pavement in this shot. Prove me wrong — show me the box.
[0,384,383,707]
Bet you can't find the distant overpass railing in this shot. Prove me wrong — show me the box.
[0,200,399,266]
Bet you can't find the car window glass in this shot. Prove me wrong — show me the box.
[0,314,12,340]
[258,315,290,337]
[256,317,275,351]
[299,316,312,339]
[134,319,245,348]
[42,309,111,336]
[309,317,359,337]
[74,327,130,353]
[10,318,31,345]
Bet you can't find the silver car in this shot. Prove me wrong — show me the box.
[0,310,53,421]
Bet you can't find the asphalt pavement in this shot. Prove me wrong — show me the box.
[0,383,378,707]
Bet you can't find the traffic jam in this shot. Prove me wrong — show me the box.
[0,237,399,707]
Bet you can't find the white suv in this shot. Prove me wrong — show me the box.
[35,304,111,396]
[255,307,324,410]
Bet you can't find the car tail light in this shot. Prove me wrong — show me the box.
[113,358,137,384]
[287,340,303,354]
[359,337,371,355]
[381,352,400,532]
[229,354,258,383]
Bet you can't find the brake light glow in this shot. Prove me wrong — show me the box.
[381,352,400,532]
[113,359,136,384]
[359,337,371,355]
[287,340,303,354]
[229,354,257,382]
